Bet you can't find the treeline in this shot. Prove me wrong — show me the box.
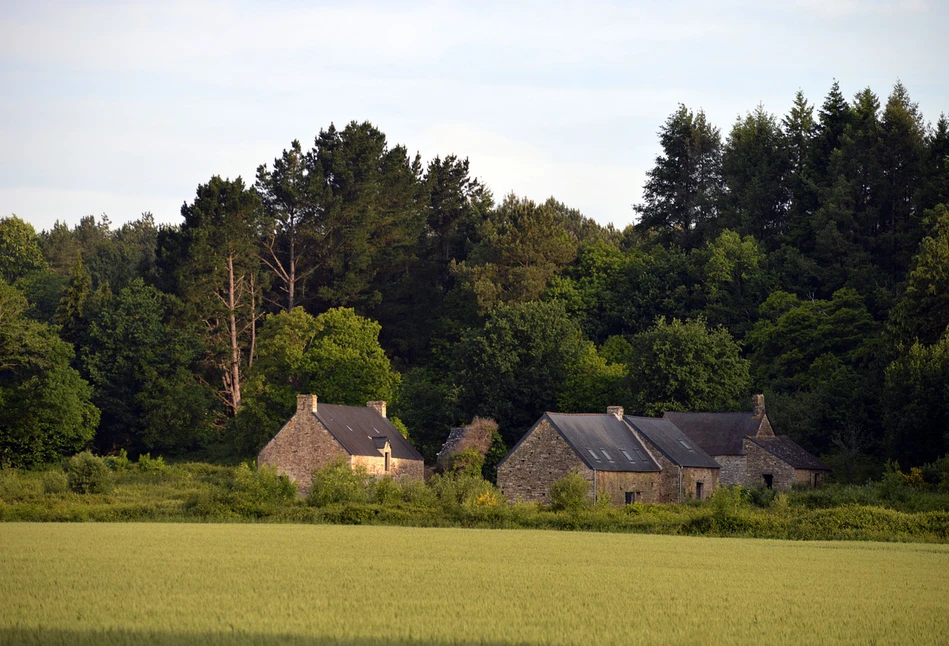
[1,80,947,481]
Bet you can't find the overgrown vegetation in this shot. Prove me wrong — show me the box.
[2,459,948,543]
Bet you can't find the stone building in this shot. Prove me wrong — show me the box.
[664,394,828,490]
[497,407,707,505]
[258,394,424,495]
[624,416,720,501]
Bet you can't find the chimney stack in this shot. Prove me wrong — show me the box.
[607,406,624,420]
[297,394,317,414]
[752,394,765,418]
[367,400,387,418]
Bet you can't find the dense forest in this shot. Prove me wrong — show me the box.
[1,80,947,482]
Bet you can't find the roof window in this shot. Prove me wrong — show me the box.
[678,439,693,451]
[587,449,602,462]
[600,449,615,462]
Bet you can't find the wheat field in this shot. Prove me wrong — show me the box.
[1,523,948,645]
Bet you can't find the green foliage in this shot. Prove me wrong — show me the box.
[40,470,68,494]
[307,459,371,507]
[0,281,99,468]
[136,453,166,473]
[883,336,949,466]
[453,300,588,444]
[104,449,131,472]
[236,307,400,453]
[66,452,114,494]
[83,279,214,454]
[548,472,590,511]
[0,216,48,283]
[627,316,750,415]
[453,193,578,311]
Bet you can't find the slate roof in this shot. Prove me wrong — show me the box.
[545,413,661,472]
[624,416,721,469]
[748,436,830,471]
[662,411,764,456]
[313,404,423,461]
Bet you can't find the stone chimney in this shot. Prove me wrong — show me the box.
[607,406,624,420]
[297,394,317,414]
[367,400,387,418]
[752,394,765,418]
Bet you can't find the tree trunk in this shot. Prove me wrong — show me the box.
[227,253,241,414]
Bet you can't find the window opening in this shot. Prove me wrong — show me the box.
[600,448,614,462]
[384,452,390,472]
[620,449,635,462]
[763,474,773,489]
[695,482,704,500]
[625,491,641,505]
[678,439,693,450]
[587,449,602,462]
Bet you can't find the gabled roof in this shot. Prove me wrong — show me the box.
[748,436,830,471]
[663,411,763,456]
[313,404,423,461]
[624,416,720,469]
[545,413,661,472]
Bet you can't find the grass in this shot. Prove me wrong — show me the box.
[1,523,948,645]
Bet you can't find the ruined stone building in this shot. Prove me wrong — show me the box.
[496,407,720,505]
[664,394,829,490]
[258,394,424,495]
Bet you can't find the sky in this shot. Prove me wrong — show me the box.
[1,0,947,232]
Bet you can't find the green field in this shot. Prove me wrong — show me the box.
[1,524,948,645]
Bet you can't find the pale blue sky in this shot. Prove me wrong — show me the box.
[1,0,946,231]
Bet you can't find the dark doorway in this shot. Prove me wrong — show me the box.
[695,482,704,500]
[625,492,641,504]
[813,473,819,487]
[763,474,773,489]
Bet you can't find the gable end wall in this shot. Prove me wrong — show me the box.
[258,412,348,495]
[497,419,592,504]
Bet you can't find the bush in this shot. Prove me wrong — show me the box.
[137,453,166,473]
[41,470,68,494]
[230,463,297,516]
[549,472,590,512]
[66,452,114,494]
[308,459,370,507]
[104,449,131,471]
[0,470,41,502]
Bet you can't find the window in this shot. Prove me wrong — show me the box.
[620,449,635,462]
[625,491,641,505]
[634,449,648,461]
[587,449,602,462]
[384,452,390,472]
[695,482,704,500]
[600,448,614,462]
[763,474,773,489]
[678,439,693,451]
[813,473,819,487]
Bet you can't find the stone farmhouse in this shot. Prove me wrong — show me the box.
[258,394,424,495]
[496,407,720,505]
[664,394,829,490]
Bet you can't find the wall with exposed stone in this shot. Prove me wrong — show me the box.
[595,470,663,504]
[497,418,592,503]
[681,467,719,500]
[715,455,746,486]
[743,439,796,490]
[258,411,348,495]
[351,454,424,480]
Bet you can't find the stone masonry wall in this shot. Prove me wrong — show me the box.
[351,454,424,480]
[794,469,824,488]
[681,467,719,500]
[715,455,746,486]
[756,415,776,438]
[497,419,592,503]
[258,412,348,496]
[743,439,796,490]
[626,428,681,503]
[596,470,663,504]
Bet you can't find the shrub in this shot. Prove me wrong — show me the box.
[549,472,590,512]
[137,453,166,473]
[66,452,114,494]
[308,459,370,507]
[230,463,296,516]
[747,486,778,508]
[41,470,68,494]
[0,470,41,502]
[104,449,131,471]
[370,477,403,505]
